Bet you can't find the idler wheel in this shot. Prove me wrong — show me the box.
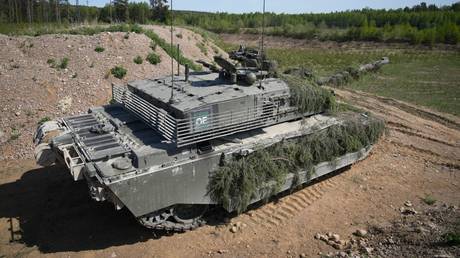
[35,143,56,167]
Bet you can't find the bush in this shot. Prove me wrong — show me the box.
[143,29,202,71]
[421,195,436,205]
[94,46,105,52]
[130,24,143,34]
[58,57,69,69]
[111,66,127,79]
[176,33,183,39]
[9,128,20,141]
[146,52,161,65]
[37,117,51,125]
[133,55,143,64]
[442,233,460,246]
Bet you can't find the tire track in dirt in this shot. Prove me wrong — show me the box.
[241,178,338,229]
[334,88,460,131]
[387,122,457,147]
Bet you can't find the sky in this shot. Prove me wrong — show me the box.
[91,0,458,13]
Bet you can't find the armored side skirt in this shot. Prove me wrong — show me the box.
[102,146,372,217]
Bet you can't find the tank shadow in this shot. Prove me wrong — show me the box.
[0,165,167,253]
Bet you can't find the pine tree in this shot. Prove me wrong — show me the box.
[150,0,168,22]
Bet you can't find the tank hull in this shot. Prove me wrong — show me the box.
[35,105,373,220]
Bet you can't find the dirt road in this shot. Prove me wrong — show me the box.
[0,85,458,257]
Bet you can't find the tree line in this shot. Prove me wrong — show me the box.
[173,2,460,45]
[0,1,459,45]
[0,0,167,24]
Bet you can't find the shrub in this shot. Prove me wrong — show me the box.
[94,46,105,53]
[442,233,460,246]
[111,66,127,79]
[421,195,436,205]
[58,57,69,69]
[150,41,157,51]
[146,52,161,65]
[130,24,143,34]
[133,55,143,64]
[176,33,183,39]
[37,117,51,125]
[9,128,20,141]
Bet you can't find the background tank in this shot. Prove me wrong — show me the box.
[34,53,384,232]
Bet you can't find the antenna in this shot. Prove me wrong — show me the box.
[261,0,266,56]
[169,0,176,104]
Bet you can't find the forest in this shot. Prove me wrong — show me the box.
[0,1,459,45]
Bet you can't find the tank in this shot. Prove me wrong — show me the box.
[33,52,384,232]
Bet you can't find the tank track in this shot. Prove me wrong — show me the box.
[138,208,206,232]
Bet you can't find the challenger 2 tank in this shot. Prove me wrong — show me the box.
[33,52,384,232]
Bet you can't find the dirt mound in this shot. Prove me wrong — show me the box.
[0,27,226,160]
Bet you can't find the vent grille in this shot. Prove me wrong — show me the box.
[113,85,297,147]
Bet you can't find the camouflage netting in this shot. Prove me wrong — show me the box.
[207,112,385,214]
[317,57,390,87]
[281,74,337,114]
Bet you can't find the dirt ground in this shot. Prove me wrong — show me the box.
[220,33,460,51]
[0,31,459,257]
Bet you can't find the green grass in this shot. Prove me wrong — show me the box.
[442,232,460,246]
[133,55,143,64]
[94,46,105,53]
[37,117,51,125]
[111,66,127,79]
[260,46,460,116]
[146,52,161,65]
[421,195,437,205]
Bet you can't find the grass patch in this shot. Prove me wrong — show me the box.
[421,195,437,205]
[9,129,20,141]
[37,117,51,125]
[146,52,161,65]
[258,45,460,116]
[58,57,69,69]
[196,42,208,56]
[133,55,143,64]
[208,113,385,213]
[94,46,105,53]
[111,66,127,79]
[143,29,202,71]
[442,232,460,246]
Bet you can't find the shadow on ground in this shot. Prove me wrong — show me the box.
[0,164,352,253]
[0,165,158,253]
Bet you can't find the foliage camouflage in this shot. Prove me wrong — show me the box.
[281,74,337,114]
[208,112,385,213]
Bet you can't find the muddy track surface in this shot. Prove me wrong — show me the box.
[0,81,459,257]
